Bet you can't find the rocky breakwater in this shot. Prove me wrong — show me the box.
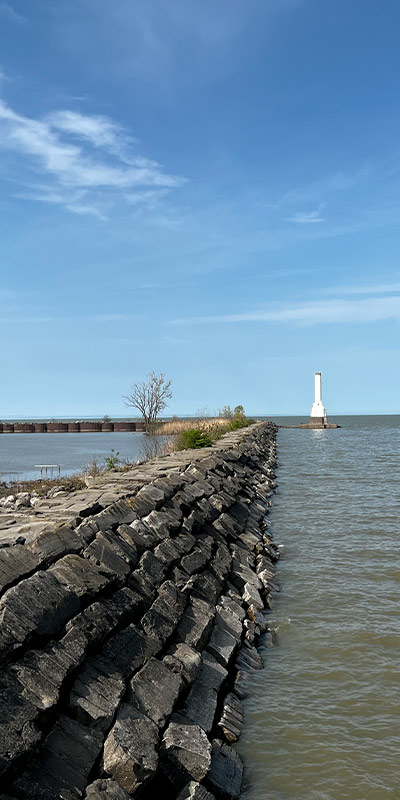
[0,422,279,800]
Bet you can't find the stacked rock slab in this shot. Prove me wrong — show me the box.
[0,422,279,800]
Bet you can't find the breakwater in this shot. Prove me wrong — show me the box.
[0,422,278,800]
[0,421,145,434]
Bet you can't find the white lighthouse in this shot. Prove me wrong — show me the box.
[310,371,327,425]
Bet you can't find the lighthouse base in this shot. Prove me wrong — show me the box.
[308,416,328,428]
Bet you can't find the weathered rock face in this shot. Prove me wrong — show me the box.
[0,423,279,799]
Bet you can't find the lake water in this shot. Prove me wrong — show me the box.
[239,415,400,800]
[0,432,155,481]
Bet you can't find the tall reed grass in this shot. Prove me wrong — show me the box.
[156,417,230,435]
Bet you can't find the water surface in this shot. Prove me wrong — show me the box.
[239,415,400,800]
[0,432,153,481]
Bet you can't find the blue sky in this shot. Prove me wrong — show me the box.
[1,0,400,417]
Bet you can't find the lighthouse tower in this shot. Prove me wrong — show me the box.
[310,371,328,426]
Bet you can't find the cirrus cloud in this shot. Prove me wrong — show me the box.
[172,293,400,327]
[0,98,185,218]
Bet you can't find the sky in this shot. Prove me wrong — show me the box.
[1,0,400,417]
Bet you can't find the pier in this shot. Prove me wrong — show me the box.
[0,420,145,434]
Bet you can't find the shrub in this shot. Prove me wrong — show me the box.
[104,449,120,470]
[228,417,247,430]
[176,428,213,450]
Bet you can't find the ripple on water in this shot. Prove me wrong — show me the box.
[238,416,400,800]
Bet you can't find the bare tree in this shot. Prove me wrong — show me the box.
[124,372,172,434]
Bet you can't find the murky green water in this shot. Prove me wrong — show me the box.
[239,416,400,800]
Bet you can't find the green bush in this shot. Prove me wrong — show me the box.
[104,449,120,470]
[176,428,213,449]
[228,417,247,430]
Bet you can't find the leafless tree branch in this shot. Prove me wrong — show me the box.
[124,372,172,434]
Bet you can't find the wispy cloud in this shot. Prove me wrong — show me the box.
[285,210,325,224]
[0,312,144,324]
[0,98,185,218]
[322,281,400,296]
[56,0,302,91]
[126,189,170,209]
[280,167,371,207]
[0,2,26,25]
[173,294,400,327]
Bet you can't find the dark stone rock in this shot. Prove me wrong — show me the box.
[130,485,165,517]
[171,489,196,515]
[118,520,160,553]
[128,567,157,607]
[94,500,138,530]
[160,720,211,787]
[84,534,131,579]
[173,531,197,555]
[170,566,191,591]
[195,497,219,522]
[229,562,262,595]
[183,654,227,733]
[183,482,206,502]
[217,693,244,743]
[129,657,183,724]
[0,681,41,776]
[154,539,182,567]
[164,643,201,685]
[75,519,100,545]
[102,623,160,678]
[175,597,215,651]
[235,643,263,672]
[206,623,238,668]
[28,526,85,567]
[215,514,244,537]
[231,544,255,568]
[0,571,80,662]
[229,502,249,528]
[209,492,233,514]
[183,465,208,481]
[0,545,39,596]
[184,571,222,605]
[143,507,182,538]
[152,476,182,500]
[12,715,103,799]
[69,656,125,732]
[242,582,263,610]
[209,543,231,583]
[246,604,268,630]
[102,529,139,565]
[85,779,131,800]
[238,531,260,551]
[7,637,79,711]
[197,455,224,472]
[50,553,117,602]
[140,581,187,645]
[138,550,167,585]
[65,586,144,650]
[181,547,211,576]
[182,509,205,535]
[176,781,216,800]
[206,740,243,800]
[44,622,88,674]
[103,704,159,794]
[218,595,246,622]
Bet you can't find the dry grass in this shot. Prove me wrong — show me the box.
[157,417,230,435]
[0,474,86,498]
